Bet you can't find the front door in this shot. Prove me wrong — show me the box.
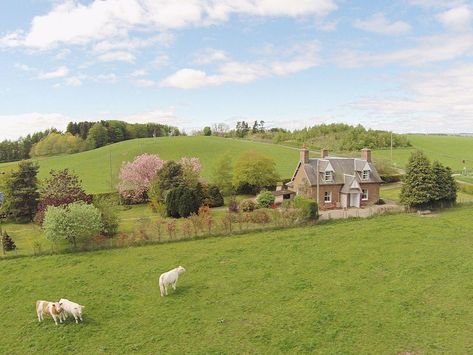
[349,193,360,208]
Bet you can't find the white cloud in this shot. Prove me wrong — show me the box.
[119,108,189,126]
[0,0,336,50]
[161,41,320,88]
[65,76,82,86]
[351,63,473,133]
[337,34,473,67]
[98,51,135,63]
[55,48,71,60]
[0,113,72,140]
[93,33,174,53]
[353,13,411,35]
[96,73,118,83]
[14,63,35,72]
[193,48,229,64]
[153,54,169,68]
[437,5,473,31]
[134,79,156,87]
[38,66,69,79]
[130,69,148,77]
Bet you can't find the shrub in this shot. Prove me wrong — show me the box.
[166,186,200,218]
[250,209,271,224]
[43,202,103,248]
[256,190,275,208]
[294,196,318,221]
[228,196,239,213]
[1,230,16,251]
[239,199,256,212]
[93,195,119,237]
[207,185,224,207]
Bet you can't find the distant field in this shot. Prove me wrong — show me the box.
[374,135,473,172]
[0,137,299,194]
[3,206,473,353]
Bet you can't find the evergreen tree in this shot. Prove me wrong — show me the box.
[432,161,457,207]
[1,230,16,252]
[3,161,39,222]
[400,151,435,209]
[157,160,183,192]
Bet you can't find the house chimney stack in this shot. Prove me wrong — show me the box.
[321,149,329,159]
[361,148,372,162]
[300,145,309,164]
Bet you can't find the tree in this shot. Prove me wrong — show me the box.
[93,196,119,237]
[43,202,102,248]
[3,161,39,222]
[203,126,212,136]
[233,151,279,194]
[212,153,234,196]
[432,161,457,207]
[1,229,16,252]
[180,157,201,187]
[256,190,275,208]
[400,151,436,209]
[156,160,184,193]
[117,154,164,204]
[35,169,92,224]
[87,122,109,148]
[207,185,224,207]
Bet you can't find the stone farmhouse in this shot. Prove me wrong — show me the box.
[286,146,382,210]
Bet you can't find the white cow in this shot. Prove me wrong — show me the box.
[58,298,85,323]
[159,266,186,296]
[36,300,63,325]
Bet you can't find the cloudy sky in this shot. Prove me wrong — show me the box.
[0,0,472,140]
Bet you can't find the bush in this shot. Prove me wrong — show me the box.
[294,196,318,221]
[228,196,239,213]
[43,202,103,248]
[166,186,201,218]
[380,174,402,183]
[240,199,256,212]
[93,196,119,237]
[250,209,271,224]
[256,190,275,208]
[1,230,16,251]
[207,185,224,207]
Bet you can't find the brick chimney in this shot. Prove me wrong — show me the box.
[361,148,372,162]
[321,149,329,159]
[300,145,309,164]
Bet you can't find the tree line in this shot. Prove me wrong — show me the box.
[199,122,410,151]
[0,120,181,163]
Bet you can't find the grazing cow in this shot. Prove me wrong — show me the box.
[58,298,85,323]
[159,266,186,297]
[36,300,63,325]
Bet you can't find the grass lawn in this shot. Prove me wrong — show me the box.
[374,134,473,172]
[0,136,300,194]
[2,206,473,353]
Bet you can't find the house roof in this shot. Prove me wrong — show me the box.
[292,156,382,186]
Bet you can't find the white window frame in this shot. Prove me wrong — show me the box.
[324,191,332,203]
[362,170,370,181]
[324,171,333,182]
[361,189,369,201]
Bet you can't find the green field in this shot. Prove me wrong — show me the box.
[2,206,473,353]
[374,134,473,172]
[0,136,300,194]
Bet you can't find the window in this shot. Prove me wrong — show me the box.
[362,170,370,180]
[361,189,369,201]
[324,171,333,182]
[324,191,332,203]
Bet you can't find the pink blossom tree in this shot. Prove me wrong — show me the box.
[118,154,164,203]
[180,157,202,186]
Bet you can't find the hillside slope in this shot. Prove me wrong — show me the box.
[0,136,299,194]
[1,206,473,353]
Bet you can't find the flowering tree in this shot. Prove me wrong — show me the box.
[180,157,202,187]
[118,154,164,203]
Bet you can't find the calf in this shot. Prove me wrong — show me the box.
[58,298,85,323]
[36,300,63,325]
[159,266,186,296]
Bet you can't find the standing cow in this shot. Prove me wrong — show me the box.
[58,298,85,323]
[159,266,186,296]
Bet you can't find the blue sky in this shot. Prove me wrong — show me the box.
[0,0,472,140]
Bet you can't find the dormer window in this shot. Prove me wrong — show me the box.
[362,170,370,180]
[324,171,333,182]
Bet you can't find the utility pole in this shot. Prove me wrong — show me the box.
[390,131,393,163]
[109,148,113,191]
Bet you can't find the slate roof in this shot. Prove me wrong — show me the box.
[292,156,382,186]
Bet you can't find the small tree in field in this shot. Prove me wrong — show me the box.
[2,161,39,222]
[180,157,202,187]
[1,229,16,252]
[432,161,457,207]
[117,154,164,203]
[43,202,102,248]
[400,151,436,209]
[212,153,234,196]
[35,169,92,224]
[233,151,279,194]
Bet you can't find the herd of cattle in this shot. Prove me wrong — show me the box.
[36,266,186,325]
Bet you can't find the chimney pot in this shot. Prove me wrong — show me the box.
[300,146,309,164]
[361,148,372,162]
[321,149,329,159]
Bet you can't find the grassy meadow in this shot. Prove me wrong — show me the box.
[373,134,473,172]
[2,205,473,353]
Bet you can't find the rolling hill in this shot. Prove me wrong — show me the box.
[1,134,473,194]
[2,206,473,353]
